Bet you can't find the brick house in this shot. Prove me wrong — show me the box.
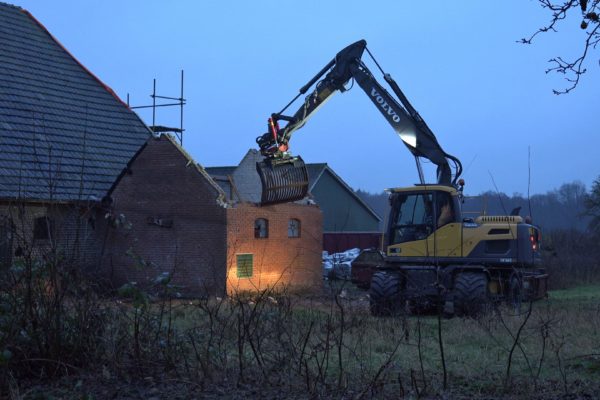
[104,136,323,295]
[0,3,323,296]
[0,2,150,273]
[226,202,322,293]
[207,151,381,254]
[207,150,323,294]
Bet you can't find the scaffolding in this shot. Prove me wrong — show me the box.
[128,70,187,146]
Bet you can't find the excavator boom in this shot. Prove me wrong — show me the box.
[256,39,461,205]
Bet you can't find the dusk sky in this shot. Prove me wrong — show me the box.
[14,1,600,196]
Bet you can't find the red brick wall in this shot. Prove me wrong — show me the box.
[226,202,323,294]
[102,136,227,296]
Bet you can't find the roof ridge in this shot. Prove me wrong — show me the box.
[0,2,22,10]
[205,165,237,169]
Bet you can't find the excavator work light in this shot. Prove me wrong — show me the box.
[256,157,309,206]
[529,233,538,251]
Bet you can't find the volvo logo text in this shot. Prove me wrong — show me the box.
[371,88,401,123]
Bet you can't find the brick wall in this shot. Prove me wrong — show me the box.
[0,202,104,272]
[102,136,228,296]
[226,202,323,294]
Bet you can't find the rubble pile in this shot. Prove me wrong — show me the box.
[322,248,361,280]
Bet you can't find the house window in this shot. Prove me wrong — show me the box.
[236,254,253,278]
[288,218,301,238]
[254,218,268,238]
[33,216,54,241]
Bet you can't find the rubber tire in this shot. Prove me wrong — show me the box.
[453,272,490,317]
[369,271,402,317]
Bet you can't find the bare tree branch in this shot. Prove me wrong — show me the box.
[520,0,600,93]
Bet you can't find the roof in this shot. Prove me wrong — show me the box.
[0,3,151,202]
[309,164,381,222]
[305,163,327,191]
[204,166,237,178]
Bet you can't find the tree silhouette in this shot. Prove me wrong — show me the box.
[585,176,600,233]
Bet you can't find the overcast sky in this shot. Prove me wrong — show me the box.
[15,0,600,196]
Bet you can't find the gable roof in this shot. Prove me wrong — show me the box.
[0,3,151,202]
[204,166,237,178]
[305,163,327,191]
[308,164,381,222]
[109,134,227,207]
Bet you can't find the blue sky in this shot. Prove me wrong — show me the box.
[16,1,600,196]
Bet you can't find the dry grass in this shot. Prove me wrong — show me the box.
[3,281,600,399]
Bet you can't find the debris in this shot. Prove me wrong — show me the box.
[323,248,361,280]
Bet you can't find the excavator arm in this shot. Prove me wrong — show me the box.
[256,40,368,158]
[256,39,462,205]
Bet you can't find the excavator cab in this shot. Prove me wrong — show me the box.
[256,157,309,205]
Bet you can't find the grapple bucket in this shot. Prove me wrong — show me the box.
[256,157,309,205]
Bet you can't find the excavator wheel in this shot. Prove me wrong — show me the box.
[256,157,309,206]
[369,271,403,316]
[452,271,490,317]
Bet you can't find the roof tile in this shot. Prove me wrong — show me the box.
[0,2,151,201]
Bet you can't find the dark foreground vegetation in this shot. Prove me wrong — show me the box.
[1,244,600,399]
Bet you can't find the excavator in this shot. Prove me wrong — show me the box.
[255,39,548,316]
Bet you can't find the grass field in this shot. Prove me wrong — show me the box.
[293,282,600,398]
[546,284,600,301]
[7,284,600,399]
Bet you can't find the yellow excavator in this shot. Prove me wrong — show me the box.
[255,40,547,316]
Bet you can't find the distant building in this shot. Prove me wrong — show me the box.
[305,164,382,253]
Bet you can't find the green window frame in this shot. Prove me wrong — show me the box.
[236,253,253,278]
